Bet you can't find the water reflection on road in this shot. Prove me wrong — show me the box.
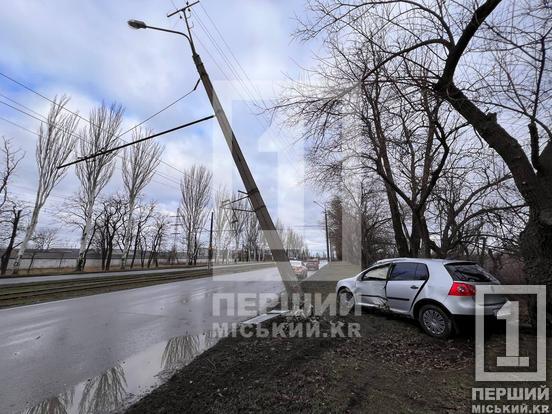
[21,331,221,414]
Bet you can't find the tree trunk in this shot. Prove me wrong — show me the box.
[520,211,552,329]
[120,198,135,270]
[1,209,22,275]
[12,204,40,274]
[438,83,552,329]
[76,201,94,271]
[106,242,113,271]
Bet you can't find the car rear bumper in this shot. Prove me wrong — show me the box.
[444,296,508,316]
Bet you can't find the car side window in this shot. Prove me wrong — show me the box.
[415,264,429,281]
[389,263,429,281]
[360,265,389,281]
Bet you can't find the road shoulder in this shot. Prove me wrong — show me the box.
[125,262,480,413]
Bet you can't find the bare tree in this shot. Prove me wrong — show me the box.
[75,103,123,271]
[213,187,232,263]
[243,212,261,261]
[0,204,25,275]
[0,137,24,211]
[0,138,26,275]
[147,213,169,268]
[31,228,57,250]
[93,194,128,271]
[129,201,155,268]
[297,0,552,325]
[12,96,78,274]
[58,191,101,268]
[120,129,162,269]
[179,165,212,265]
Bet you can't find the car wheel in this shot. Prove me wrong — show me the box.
[418,304,453,339]
[337,289,355,315]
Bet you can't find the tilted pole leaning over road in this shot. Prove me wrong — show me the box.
[127,5,303,298]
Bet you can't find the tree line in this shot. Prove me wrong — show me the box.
[275,0,550,326]
[0,98,309,274]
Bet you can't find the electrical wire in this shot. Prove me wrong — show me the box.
[0,71,200,177]
[189,8,303,176]
[0,110,182,190]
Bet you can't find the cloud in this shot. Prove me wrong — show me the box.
[0,0,328,253]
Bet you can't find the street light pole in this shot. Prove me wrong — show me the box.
[314,201,331,263]
[208,210,214,270]
[127,10,302,298]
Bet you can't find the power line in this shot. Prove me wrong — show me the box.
[0,112,183,189]
[117,78,201,138]
[188,9,303,178]
[0,71,199,177]
[0,98,182,187]
[58,115,215,168]
[198,3,270,110]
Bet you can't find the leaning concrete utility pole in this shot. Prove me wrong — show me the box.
[127,4,302,298]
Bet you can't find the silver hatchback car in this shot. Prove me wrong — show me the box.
[336,258,508,338]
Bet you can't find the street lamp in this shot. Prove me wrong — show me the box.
[126,19,195,52]
[127,19,147,30]
[126,13,304,298]
[314,201,331,263]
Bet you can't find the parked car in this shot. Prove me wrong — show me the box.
[305,258,319,271]
[290,260,308,280]
[336,258,507,338]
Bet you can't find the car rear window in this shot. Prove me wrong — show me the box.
[445,263,498,283]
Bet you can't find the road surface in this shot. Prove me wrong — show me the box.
[0,265,289,413]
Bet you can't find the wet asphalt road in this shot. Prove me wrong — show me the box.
[0,266,286,413]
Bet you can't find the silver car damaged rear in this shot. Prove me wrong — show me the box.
[336,258,507,338]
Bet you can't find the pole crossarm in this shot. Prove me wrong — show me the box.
[57,115,214,169]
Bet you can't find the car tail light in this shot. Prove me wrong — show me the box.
[448,282,476,296]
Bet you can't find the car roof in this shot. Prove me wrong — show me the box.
[374,257,475,266]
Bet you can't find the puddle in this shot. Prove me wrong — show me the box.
[19,331,223,414]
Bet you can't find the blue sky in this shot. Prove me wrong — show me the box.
[0,0,327,253]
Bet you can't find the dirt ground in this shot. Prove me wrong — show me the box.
[126,263,551,414]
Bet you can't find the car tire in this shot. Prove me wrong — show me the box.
[337,288,355,315]
[418,304,453,339]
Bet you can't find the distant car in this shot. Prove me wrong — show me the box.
[290,260,308,280]
[336,258,508,338]
[305,258,319,271]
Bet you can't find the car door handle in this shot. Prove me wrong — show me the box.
[410,285,420,290]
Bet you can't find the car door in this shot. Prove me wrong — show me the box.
[355,264,390,308]
[385,262,429,314]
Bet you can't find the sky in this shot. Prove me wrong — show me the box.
[0,0,328,253]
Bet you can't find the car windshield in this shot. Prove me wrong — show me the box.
[290,261,302,267]
[445,263,499,283]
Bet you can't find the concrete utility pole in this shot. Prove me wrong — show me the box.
[128,4,302,298]
[314,201,331,262]
[208,210,214,270]
[324,208,331,262]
